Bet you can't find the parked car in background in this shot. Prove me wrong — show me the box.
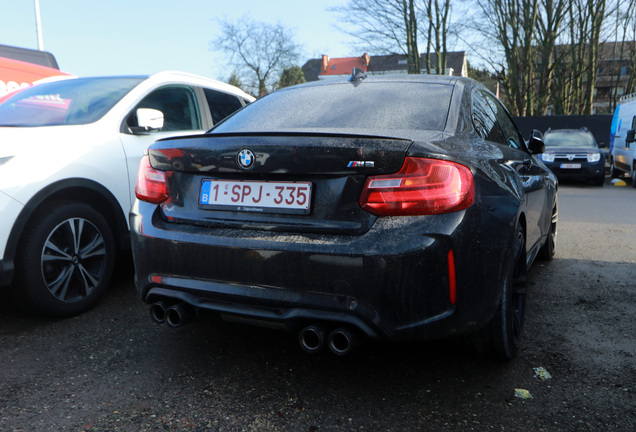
[0,71,254,317]
[539,128,606,186]
[131,74,557,360]
[609,92,636,186]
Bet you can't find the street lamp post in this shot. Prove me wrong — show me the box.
[34,0,44,51]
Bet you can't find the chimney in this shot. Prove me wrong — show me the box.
[321,55,329,72]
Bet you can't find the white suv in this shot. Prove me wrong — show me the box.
[0,71,254,316]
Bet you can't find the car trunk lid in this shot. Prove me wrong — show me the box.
[147,133,415,234]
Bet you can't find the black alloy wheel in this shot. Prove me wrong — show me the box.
[470,224,527,360]
[509,227,528,351]
[13,202,115,317]
[538,202,558,260]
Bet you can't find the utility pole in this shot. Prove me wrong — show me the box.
[34,0,44,51]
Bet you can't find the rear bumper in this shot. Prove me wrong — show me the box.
[130,200,510,341]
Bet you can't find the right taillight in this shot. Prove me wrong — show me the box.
[135,155,170,204]
[359,157,474,216]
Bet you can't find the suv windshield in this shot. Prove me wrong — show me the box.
[0,77,145,127]
[544,131,596,148]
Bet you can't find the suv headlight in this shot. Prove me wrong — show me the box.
[541,153,555,163]
[587,153,601,163]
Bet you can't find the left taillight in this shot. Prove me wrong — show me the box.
[135,155,169,204]
[359,157,475,216]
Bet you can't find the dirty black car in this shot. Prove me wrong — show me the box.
[130,74,558,360]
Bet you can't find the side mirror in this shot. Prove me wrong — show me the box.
[527,129,545,154]
[626,129,636,144]
[598,142,608,148]
[131,108,164,134]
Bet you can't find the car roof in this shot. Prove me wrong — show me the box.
[46,72,255,101]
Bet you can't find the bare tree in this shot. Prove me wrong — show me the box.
[608,0,636,110]
[474,0,540,116]
[212,16,302,96]
[535,0,568,114]
[330,0,420,73]
[405,0,420,73]
[551,0,609,114]
[422,0,452,75]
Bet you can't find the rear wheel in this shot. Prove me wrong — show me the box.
[12,201,115,317]
[631,164,636,188]
[471,225,527,360]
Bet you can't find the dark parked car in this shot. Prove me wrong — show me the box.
[539,128,606,186]
[130,74,558,360]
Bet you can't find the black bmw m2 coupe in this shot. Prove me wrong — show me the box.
[130,74,558,360]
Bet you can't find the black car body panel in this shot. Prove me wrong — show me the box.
[130,75,557,353]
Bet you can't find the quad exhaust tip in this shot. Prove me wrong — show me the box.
[152,304,360,354]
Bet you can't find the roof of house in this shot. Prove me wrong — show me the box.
[321,54,370,77]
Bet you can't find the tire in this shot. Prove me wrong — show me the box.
[631,165,636,188]
[609,159,620,179]
[593,174,605,186]
[12,201,115,317]
[538,202,557,260]
[470,225,527,360]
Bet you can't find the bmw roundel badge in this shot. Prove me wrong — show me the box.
[238,149,255,170]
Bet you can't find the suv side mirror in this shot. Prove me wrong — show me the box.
[527,129,545,154]
[131,108,164,134]
[626,129,636,144]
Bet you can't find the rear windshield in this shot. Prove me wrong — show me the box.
[213,81,452,134]
[0,77,145,127]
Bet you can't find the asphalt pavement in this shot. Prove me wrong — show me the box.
[1,180,635,431]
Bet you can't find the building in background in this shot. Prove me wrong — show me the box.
[302,52,468,82]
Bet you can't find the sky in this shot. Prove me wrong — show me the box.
[0,0,359,81]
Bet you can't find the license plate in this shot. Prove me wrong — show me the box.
[199,179,312,214]
[560,163,581,169]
